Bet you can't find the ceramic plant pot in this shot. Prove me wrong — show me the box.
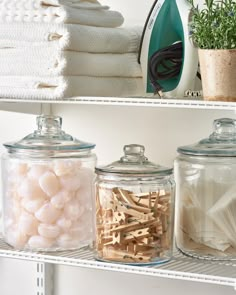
[198,49,236,102]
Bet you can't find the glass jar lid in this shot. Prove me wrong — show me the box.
[96,144,172,176]
[178,118,236,156]
[4,115,95,152]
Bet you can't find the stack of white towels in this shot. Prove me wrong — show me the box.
[0,0,145,99]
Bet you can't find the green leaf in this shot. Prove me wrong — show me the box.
[188,0,236,49]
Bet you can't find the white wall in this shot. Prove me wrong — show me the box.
[0,258,37,295]
[53,104,235,167]
[103,0,153,26]
[0,111,36,154]
[54,266,236,295]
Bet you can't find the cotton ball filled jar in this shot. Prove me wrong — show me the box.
[1,115,96,251]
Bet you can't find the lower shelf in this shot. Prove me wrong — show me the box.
[0,238,236,288]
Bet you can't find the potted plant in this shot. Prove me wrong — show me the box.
[188,0,236,101]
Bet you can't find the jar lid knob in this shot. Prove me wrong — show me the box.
[36,115,64,137]
[210,118,236,141]
[120,144,148,163]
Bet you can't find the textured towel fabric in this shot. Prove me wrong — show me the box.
[0,0,109,10]
[0,48,142,77]
[0,23,142,53]
[0,0,124,27]
[0,76,145,99]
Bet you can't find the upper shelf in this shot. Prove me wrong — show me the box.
[1,97,236,111]
[0,237,236,289]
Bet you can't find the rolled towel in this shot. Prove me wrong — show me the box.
[0,47,142,77]
[0,0,124,27]
[0,23,142,53]
[0,76,145,99]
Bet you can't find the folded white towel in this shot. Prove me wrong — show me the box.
[0,76,145,99]
[0,0,124,27]
[0,0,108,10]
[0,23,142,53]
[0,47,142,77]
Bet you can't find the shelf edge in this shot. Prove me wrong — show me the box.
[0,250,235,288]
[1,97,236,111]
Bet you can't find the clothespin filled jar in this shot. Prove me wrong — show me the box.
[1,115,96,251]
[95,144,175,265]
[175,118,236,260]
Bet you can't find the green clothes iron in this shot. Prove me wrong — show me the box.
[138,0,202,98]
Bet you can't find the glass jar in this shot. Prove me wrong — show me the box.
[95,144,175,265]
[175,118,236,260]
[1,115,96,251]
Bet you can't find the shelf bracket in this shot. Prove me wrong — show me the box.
[36,263,54,295]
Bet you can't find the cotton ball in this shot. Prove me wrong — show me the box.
[7,174,26,191]
[53,160,82,176]
[38,224,60,239]
[51,190,72,209]
[76,187,92,209]
[56,216,72,232]
[28,164,48,180]
[7,162,28,191]
[60,173,81,191]
[18,178,47,200]
[21,198,45,214]
[18,212,39,236]
[9,189,22,201]
[64,199,85,221]
[39,171,60,197]
[35,203,61,224]
[28,235,54,249]
[9,162,28,176]
[5,226,28,249]
[56,233,79,249]
[11,198,23,219]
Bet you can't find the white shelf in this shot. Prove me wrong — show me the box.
[0,238,236,289]
[1,97,236,111]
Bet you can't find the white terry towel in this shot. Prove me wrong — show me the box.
[0,0,124,27]
[0,76,145,99]
[0,23,142,53]
[0,0,109,10]
[0,48,142,77]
